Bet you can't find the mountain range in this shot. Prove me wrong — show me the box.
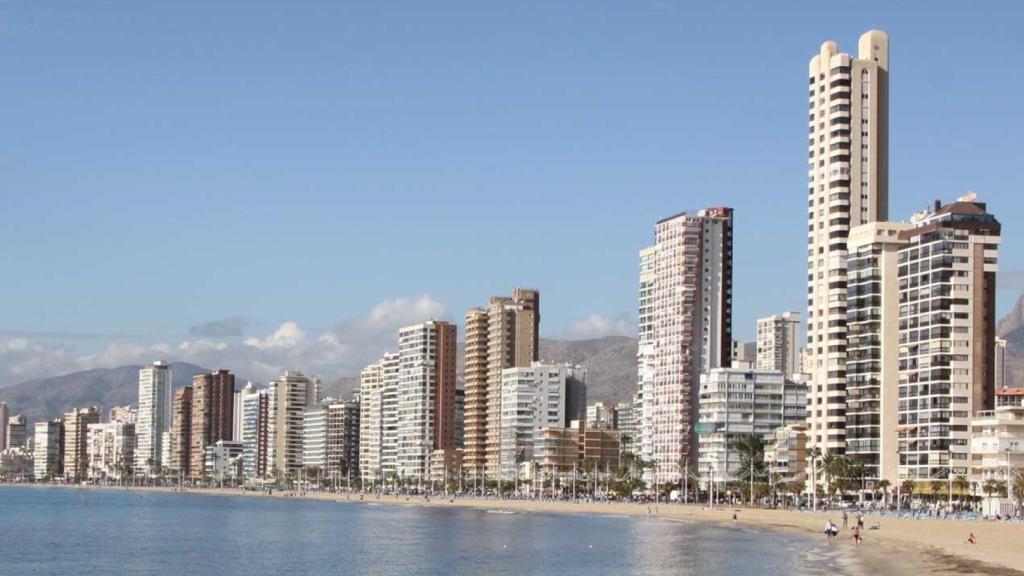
[0,337,639,424]
[6,291,1022,426]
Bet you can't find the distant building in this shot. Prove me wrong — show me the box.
[190,370,235,477]
[579,426,620,474]
[697,369,807,484]
[454,389,465,449]
[108,405,137,425]
[204,440,244,483]
[764,424,808,484]
[0,402,8,451]
[234,383,257,445]
[6,415,27,450]
[136,361,172,476]
[169,387,193,477]
[585,402,616,430]
[995,338,1008,390]
[463,288,540,480]
[34,420,64,481]
[267,371,320,478]
[497,362,584,480]
[731,341,756,366]
[0,448,33,480]
[637,246,656,471]
[756,312,801,378]
[63,406,100,481]
[87,421,136,481]
[359,353,399,483]
[615,401,638,451]
[533,427,578,478]
[241,386,270,480]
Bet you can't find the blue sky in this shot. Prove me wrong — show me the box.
[1,1,1022,384]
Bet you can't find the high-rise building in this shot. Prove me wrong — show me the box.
[454,388,465,449]
[396,321,457,480]
[190,370,235,477]
[267,371,320,478]
[7,415,27,450]
[304,399,360,482]
[697,369,807,485]
[234,382,256,443]
[463,288,540,479]
[358,360,384,483]
[0,402,8,451]
[845,221,910,485]
[241,386,270,480]
[643,207,733,483]
[756,312,802,378]
[62,406,100,481]
[898,198,1000,482]
[33,419,64,480]
[497,362,585,480]
[805,30,890,458]
[87,421,136,481]
[614,400,638,451]
[637,246,657,466]
[995,337,1008,390]
[170,387,193,477]
[135,361,172,476]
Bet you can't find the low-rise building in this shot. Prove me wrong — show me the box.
[763,424,807,484]
[697,368,807,485]
[86,421,136,481]
[579,426,620,474]
[533,427,578,478]
[969,405,1024,515]
[0,448,33,480]
[995,388,1023,408]
[204,440,244,483]
[7,415,27,450]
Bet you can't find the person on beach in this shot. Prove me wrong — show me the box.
[852,526,861,547]
[842,511,848,530]
[857,513,864,530]
[967,533,976,545]
[825,520,834,541]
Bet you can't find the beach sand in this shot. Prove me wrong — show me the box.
[10,484,1022,575]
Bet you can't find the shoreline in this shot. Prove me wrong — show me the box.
[5,483,1021,575]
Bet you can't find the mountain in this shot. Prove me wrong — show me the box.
[998,291,1024,388]
[0,362,208,424]
[320,336,639,405]
[0,337,639,425]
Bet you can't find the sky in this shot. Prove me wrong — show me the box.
[1,1,1022,386]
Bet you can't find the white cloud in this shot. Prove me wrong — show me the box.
[0,295,448,387]
[564,313,635,339]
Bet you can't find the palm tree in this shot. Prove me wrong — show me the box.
[729,434,765,504]
[982,478,1000,501]
[900,479,915,510]
[877,479,891,507]
[1011,470,1024,515]
[953,475,970,508]
[930,479,945,504]
[807,447,822,509]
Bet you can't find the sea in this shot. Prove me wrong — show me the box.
[0,487,847,575]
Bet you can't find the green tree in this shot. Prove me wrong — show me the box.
[729,434,766,504]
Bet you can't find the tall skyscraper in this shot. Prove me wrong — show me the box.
[234,382,256,442]
[267,371,320,477]
[170,387,193,476]
[805,30,889,457]
[190,369,235,476]
[135,361,172,476]
[0,402,8,450]
[643,207,733,483]
[62,406,100,481]
[846,221,910,485]
[396,320,457,480]
[358,359,384,483]
[637,246,656,465]
[756,312,802,378]
[241,385,270,480]
[463,288,540,480]
[897,197,1000,482]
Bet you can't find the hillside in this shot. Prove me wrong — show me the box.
[321,336,639,405]
[0,362,208,424]
[998,291,1024,388]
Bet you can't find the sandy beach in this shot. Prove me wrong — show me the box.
[9,483,1020,576]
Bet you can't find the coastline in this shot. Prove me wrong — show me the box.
[6,483,1020,575]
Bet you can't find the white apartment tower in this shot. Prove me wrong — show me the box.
[359,352,400,482]
[637,246,657,466]
[135,361,172,476]
[805,30,889,457]
[643,207,733,483]
[756,312,802,378]
[267,371,320,477]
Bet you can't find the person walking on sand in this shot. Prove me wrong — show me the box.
[852,526,861,547]
[842,511,848,530]
[857,513,864,530]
